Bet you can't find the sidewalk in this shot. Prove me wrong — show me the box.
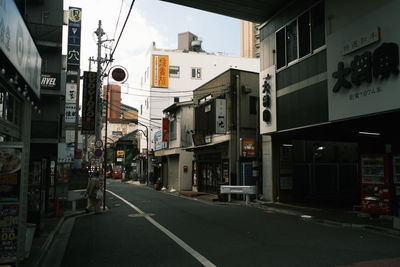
[20,210,85,267]
[178,190,400,237]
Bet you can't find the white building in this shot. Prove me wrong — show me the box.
[137,32,260,154]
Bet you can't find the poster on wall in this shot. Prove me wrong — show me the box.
[0,148,22,202]
[0,204,19,263]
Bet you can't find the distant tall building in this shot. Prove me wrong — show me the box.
[240,20,260,58]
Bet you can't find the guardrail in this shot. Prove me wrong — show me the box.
[220,185,256,204]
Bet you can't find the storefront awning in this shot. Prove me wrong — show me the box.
[185,139,229,151]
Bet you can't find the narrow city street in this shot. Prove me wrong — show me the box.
[39,180,400,267]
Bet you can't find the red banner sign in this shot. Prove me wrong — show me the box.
[162,118,169,142]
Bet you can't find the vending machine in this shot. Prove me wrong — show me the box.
[392,154,400,216]
[360,154,392,215]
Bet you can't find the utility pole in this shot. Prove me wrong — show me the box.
[95,20,105,140]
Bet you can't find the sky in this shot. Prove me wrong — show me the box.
[63,0,241,110]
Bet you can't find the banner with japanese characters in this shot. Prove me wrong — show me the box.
[0,204,19,263]
[327,1,400,121]
[152,55,169,88]
[82,71,97,134]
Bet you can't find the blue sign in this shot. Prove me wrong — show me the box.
[67,44,80,65]
[68,27,81,45]
[95,148,103,158]
[69,7,82,28]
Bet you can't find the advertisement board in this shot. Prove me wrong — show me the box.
[240,138,256,157]
[152,55,169,88]
[0,0,42,98]
[162,118,169,142]
[41,72,60,90]
[215,99,226,134]
[0,148,22,202]
[66,83,77,103]
[65,103,76,123]
[259,66,277,134]
[327,1,400,121]
[82,71,97,134]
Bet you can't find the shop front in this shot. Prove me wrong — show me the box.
[0,1,42,263]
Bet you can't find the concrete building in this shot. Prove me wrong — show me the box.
[162,0,400,215]
[136,32,260,161]
[240,20,260,58]
[154,101,194,191]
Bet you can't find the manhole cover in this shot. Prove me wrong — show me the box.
[128,213,154,218]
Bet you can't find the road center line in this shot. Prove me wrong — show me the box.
[107,190,216,267]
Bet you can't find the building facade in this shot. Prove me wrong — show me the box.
[240,20,260,58]
[137,32,260,162]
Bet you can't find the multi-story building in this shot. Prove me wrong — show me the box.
[163,0,400,215]
[240,20,260,58]
[136,32,259,166]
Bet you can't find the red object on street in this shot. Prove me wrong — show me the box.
[360,154,392,215]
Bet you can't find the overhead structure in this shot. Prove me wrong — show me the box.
[160,0,286,23]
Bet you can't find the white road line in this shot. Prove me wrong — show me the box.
[107,190,216,267]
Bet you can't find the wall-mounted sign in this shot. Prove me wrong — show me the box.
[67,44,81,66]
[68,26,81,45]
[342,27,380,55]
[112,131,123,136]
[152,55,169,88]
[259,66,277,134]
[327,2,400,122]
[0,148,22,202]
[155,130,167,151]
[240,138,256,157]
[66,83,77,103]
[65,103,76,123]
[0,203,19,262]
[117,150,125,158]
[215,99,226,134]
[0,0,42,98]
[41,72,60,90]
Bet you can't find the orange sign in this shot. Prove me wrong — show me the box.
[241,138,256,157]
[152,55,169,88]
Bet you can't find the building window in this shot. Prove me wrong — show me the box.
[276,28,286,69]
[169,118,176,140]
[140,104,143,115]
[276,1,325,70]
[286,20,298,63]
[298,11,311,58]
[174,97,179,103]
[169,66,180,78]
[249,96,257,115]
[311,1,325,50]
[191,67,201,79]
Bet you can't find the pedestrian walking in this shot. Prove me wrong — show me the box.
[86,171,101,213]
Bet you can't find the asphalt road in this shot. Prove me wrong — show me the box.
[53,180,400,267]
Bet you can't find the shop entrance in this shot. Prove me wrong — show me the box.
[198,163,221,194]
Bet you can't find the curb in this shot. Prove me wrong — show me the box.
[33,211,85,267]
[308,218,400,238]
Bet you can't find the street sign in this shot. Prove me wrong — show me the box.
[95,148,103,158]
[95,139,103,148]
[111,66,128,83]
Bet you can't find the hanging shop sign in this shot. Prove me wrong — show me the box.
[111,66,128,83]
[0,0,42,98]
[69,7,82,27]
[215,99,226,134]
[154,131,167,151]
[152,55,169,88]
[82,71,97,134]
[162,118,169,142]
[41,72,60,90]
[116,150,125,158]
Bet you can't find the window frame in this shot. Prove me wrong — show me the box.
[275,0,326,72]
[191,67,202,79]
[169,66,180,78]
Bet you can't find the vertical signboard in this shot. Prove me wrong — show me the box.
[0,0,42,98]
[259,66,277,134]
[215,99,226,134]
[82,72,97,134]
[162,118,169,142]
[67,7,82,67]
[0,147,22,263]
[152,55,169,88]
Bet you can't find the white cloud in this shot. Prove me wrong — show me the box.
[64,0,174,109]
